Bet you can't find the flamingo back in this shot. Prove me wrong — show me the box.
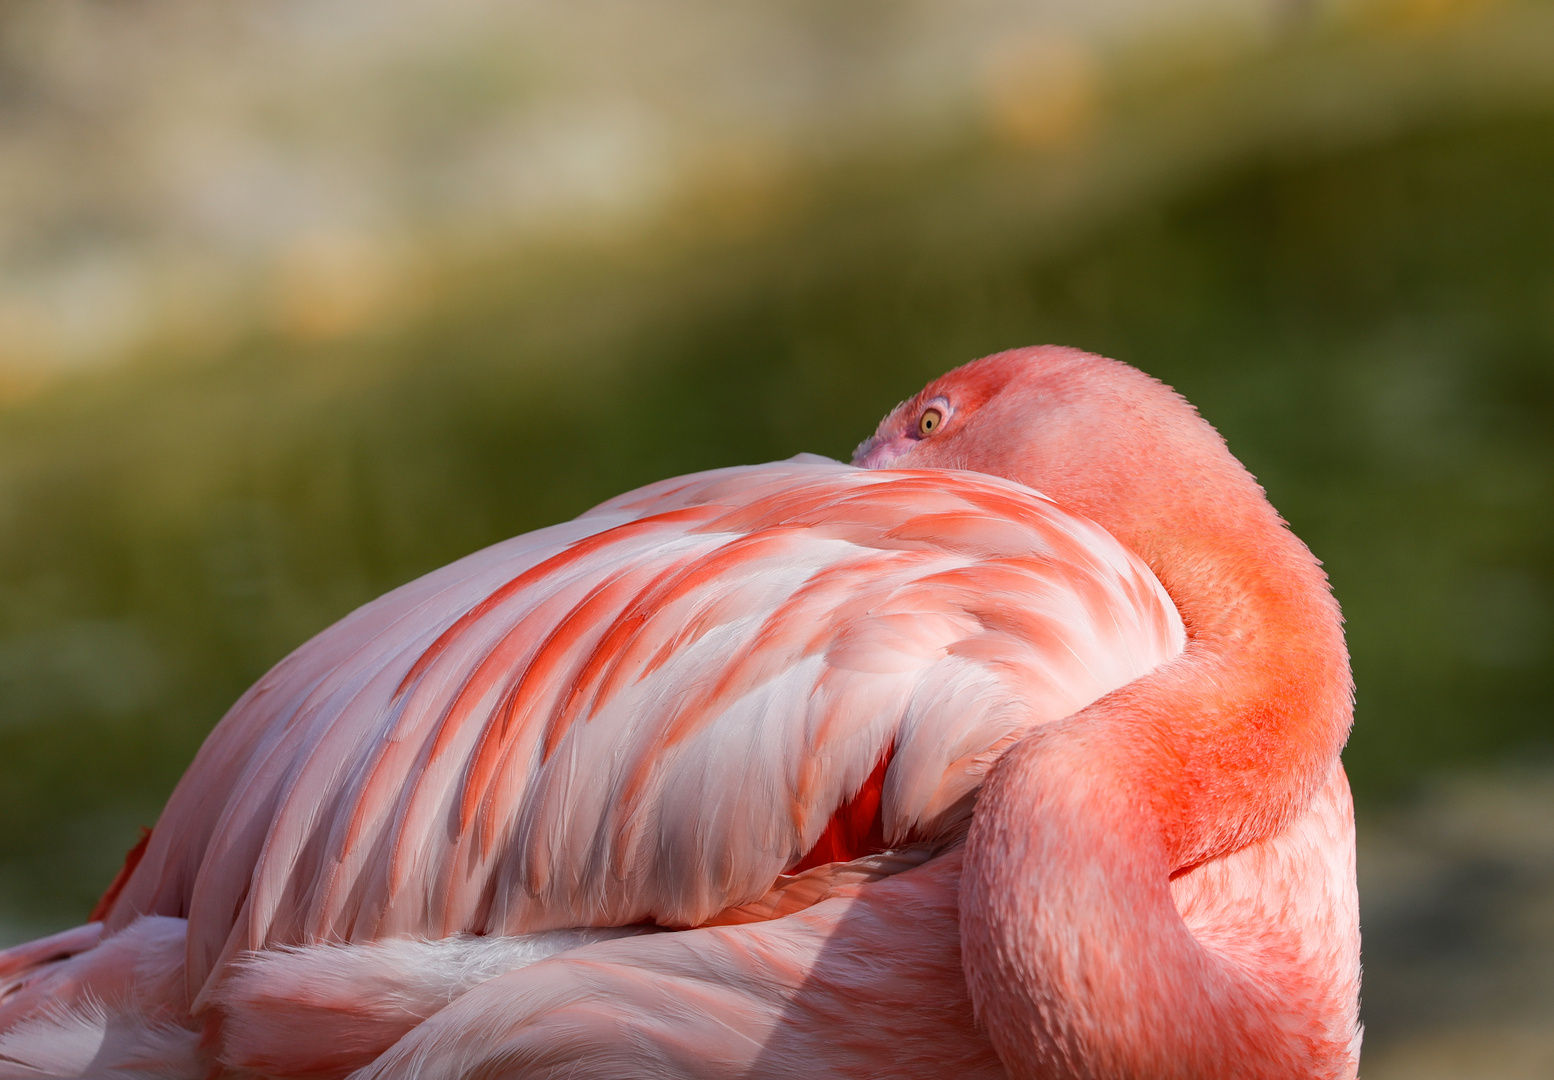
[100,457,1185,999]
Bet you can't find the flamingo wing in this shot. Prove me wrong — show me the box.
[103,457,1184,1000]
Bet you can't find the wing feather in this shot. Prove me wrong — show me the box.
[102,459,1185,1001]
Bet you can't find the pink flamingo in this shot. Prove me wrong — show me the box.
[0,347,1360,1079]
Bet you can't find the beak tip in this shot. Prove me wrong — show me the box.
[852,435,908,470]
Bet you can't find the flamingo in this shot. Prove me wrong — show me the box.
[0,346,1360,1079]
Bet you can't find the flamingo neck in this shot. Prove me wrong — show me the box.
[961,468,1354,1079]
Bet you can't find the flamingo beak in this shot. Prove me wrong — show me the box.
[851,433,915,470]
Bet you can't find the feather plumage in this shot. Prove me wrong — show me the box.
[98,459,1181,1004]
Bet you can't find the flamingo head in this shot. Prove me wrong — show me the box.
[851,345,1242,556]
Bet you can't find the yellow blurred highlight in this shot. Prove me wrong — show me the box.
[270,231,401,343]
[0,301,52,404]
[1364,0,1506,32]
[680,138,798,242]
[981,36,1102,150]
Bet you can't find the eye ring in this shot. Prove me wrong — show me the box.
[918,407,945,437]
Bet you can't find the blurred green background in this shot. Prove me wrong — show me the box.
[2,0,1552,1074]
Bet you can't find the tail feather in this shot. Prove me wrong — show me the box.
[209,928,652,1079]
[0,997,198,1080]
[2,919,654,1078]
[0,917,199,1080]
[0,925,103,992]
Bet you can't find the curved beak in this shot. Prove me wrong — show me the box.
[851,433,915,470]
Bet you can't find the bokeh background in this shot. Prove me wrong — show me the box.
[2,1,1553,1074]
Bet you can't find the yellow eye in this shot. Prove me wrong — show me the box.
[918,408,944,436]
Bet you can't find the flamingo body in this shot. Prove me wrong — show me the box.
[0,347,1361,1079]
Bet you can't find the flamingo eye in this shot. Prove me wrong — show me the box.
[918,408,945,437]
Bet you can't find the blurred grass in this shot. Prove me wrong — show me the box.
[2,90,1554,938]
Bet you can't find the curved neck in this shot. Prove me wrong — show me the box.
[1124,496,1352,867]
[961,475,1354,1078]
